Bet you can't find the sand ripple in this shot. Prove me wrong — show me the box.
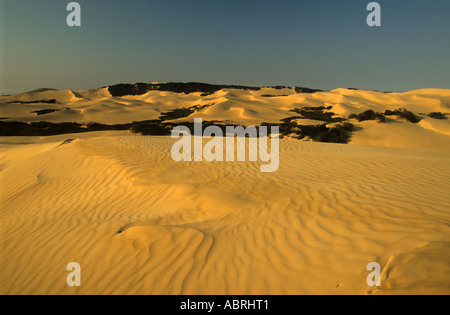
[1,135,449,294]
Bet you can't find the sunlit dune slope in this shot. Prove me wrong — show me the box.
[1,134,449,294]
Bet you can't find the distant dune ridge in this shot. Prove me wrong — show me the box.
[0,83,449,148]
[1,83,450,295]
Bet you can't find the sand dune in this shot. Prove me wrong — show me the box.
[1,132,449,295]
[1,87,449,123]
[1,86,449,150]
[1,86,449,295]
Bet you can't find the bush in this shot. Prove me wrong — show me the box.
[294,87,323,94]
[384,109,420,123]
[108,82,261,97]
[32,109,60,116]
[427,112,447,120]
[8,99,57,105]
[0,121,131,136]
[263,115,355,143]
[0,121,32,136]
[158,104,212,121]
[159,108,194,121]
[30,122,83,135]
[301,106,333,111]
[290,106,344,123]
[336,122,355,132]
[297,123,353,143]
[129,121,171,136]
[349,110,386,123]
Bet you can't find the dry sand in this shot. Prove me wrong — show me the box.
[1,87,450,295]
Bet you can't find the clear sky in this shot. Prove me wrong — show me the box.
[1,0,449,94]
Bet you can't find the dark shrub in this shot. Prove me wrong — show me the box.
[0,121,32,136]
[30,122,82,135]
[294,87,323,94]
[428,112,447,120]
[0,121,131,136]
[336,122,355,132]
[108,82,261,97]
[384,109,420,123]
[159,104,212,121]
[319,126,352,143]
[261,94,288,97]
[300,106,333,111]
[270,86,289,90]
[85,122,130,132]
[349,110,386,123]
[290,106,344,123]
[129,121,171,136]
[264,115,354,143]
[297,123,353,143]
[32,109,60,116]
[159,108,195,121]
[8,99,57,105]
[0,121,83,136]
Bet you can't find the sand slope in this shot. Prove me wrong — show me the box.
[1,133,449,295]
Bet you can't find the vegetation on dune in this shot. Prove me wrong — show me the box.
[426,112,448,120]
[262,118,355,144]
[0,118,355,144]
[7,99,57,104]
[158,104,213,121]
[0,101,356,144]
[349,110,386,123]
[129,121,172,136]
[261,94,289,97]
[0,121,130,136]
[294,87,323,94]
[290,106,345,123]
[294,123,354,143]
[32,109,62,116]
[108,82,261,97]
[0,99,432,146]
[107,82,323,97]
[384,108,420,123]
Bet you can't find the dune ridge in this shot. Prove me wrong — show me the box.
[1,85,449,150]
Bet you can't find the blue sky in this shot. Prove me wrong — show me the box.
[1,0,449,94]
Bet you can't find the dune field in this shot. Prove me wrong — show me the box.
[1,86,450,294]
